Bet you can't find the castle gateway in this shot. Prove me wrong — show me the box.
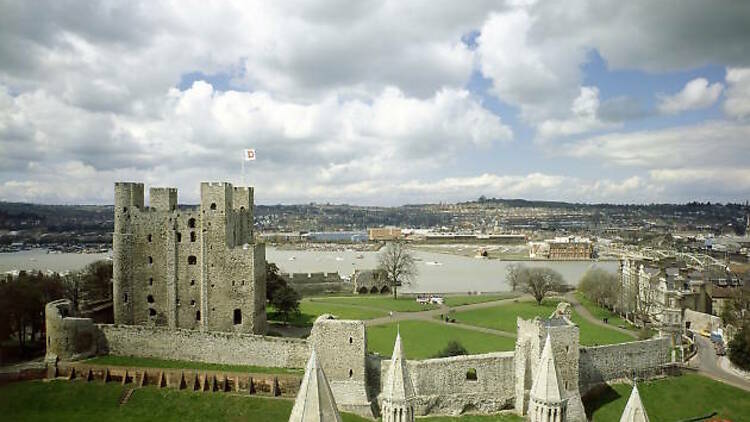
[113,182,266,334]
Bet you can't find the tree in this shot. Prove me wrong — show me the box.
[728,324,750,371]
[64,260,113,311]
[579,268,621,311]
[377,241,417,299]
[265,262,286,302]
[433,340,468,358]
[506,263,523,291]
[519,267,568,305]
[270,285,300,322]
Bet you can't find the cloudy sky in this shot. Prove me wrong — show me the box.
[1,1,749,205]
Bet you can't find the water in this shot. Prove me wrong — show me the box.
[0,247,618,293]
[0,249,110,274]
[267,247,618,293]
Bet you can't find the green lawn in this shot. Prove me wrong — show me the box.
[453,299,634,346]
[84,356,303,374]
[366,320,516,359]
[574,291,634,331]
[0,380,368,422]
[585,373,750,421]
[268,300,388,326]
[310,295,438,312]
[442,292,519,307]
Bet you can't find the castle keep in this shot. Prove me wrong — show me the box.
[113,182,266,334]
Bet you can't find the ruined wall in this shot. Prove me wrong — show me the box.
[45,299,99,362]
[98,324,309,369]
[379,352,516,416]
[309,317,373,418]
[578,337,672,394]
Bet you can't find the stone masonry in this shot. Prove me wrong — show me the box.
[113,182,266,334]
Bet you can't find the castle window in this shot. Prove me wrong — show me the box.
[149,308,156,317]
[124,293,128,303]
[349,337,353,344]
[147,234,152,242]
[190,279,195,286]
[565,345,570,353]
[148,277,153,286]
[348,369,353,378]
[176,232,182,242]
[148,256,153,265]
[147,294,154,304]
[123,207,128,213]
[190,232,196,242]
[196,310,201,321]
[188,218,196,228]
[466,368,478,381]
[210,202,217,210]
[233,309,242,325]
[190,299,196,306]
[240,206,245,211]
[188,255,197,265]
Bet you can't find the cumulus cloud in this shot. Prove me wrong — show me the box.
[538,87,614,139]
[657,78,723,114]
[724,67,750,119]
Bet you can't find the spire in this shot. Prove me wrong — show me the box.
[382,331,415,402]
[530,334,564,404]
[619,383,649,422]
[288,349,342,422]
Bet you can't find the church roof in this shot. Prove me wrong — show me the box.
[619,383,650,422]
[530,334,564,403]
[382,331,415,402]
[288,349,342,422]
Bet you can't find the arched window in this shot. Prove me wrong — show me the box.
[176,232,182,242]
[210,202,217,210]
[188,256,197,265]
[190,299,196,307]
[148,256,153,265]
[188,218,196,228]
[123,293,128,303]
[196,310,201,321]
[148,277,153,286]
[147,295,154,304]
[466,368,478,381]
[190,231,196,242]
[148,308,156,317]
[233,309,242,325]
[147,234,152,242]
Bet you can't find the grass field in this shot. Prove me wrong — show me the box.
[366,320,517,359]
[0,380,368,422]
[83,356,303,374]
[309,295,438,312]
[585,373,750,421]
[268,300,388,326]
[453,299,634,346]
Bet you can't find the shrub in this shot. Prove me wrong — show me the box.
[433,340,468,358]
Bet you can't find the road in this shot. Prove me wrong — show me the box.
[692,335,750,392]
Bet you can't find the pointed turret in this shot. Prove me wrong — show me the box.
[380,331,415,422]
[288,349,342,422]
[619,383,649,422]
[528,334,567,422]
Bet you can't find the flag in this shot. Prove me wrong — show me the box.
[244,149,256,161]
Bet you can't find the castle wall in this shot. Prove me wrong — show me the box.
[45,299,99,362]
[578,337,672,394]
[98,324,309,369]
[380,352,516,416]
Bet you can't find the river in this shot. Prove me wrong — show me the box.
[0,247,618,293]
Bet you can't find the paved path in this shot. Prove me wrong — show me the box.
[690,335,750,392]
[564,292,638,339]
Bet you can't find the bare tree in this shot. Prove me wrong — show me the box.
[377,241,418,299]
[506,263,523,291]
[519,267,568,305]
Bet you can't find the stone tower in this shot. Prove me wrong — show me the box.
[380,331,415,422]
[113,182,266,334]
[619,383,649,422]
[528,335,566,422]
[289,349,342,422]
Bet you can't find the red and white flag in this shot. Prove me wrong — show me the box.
[243,149,256,161]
